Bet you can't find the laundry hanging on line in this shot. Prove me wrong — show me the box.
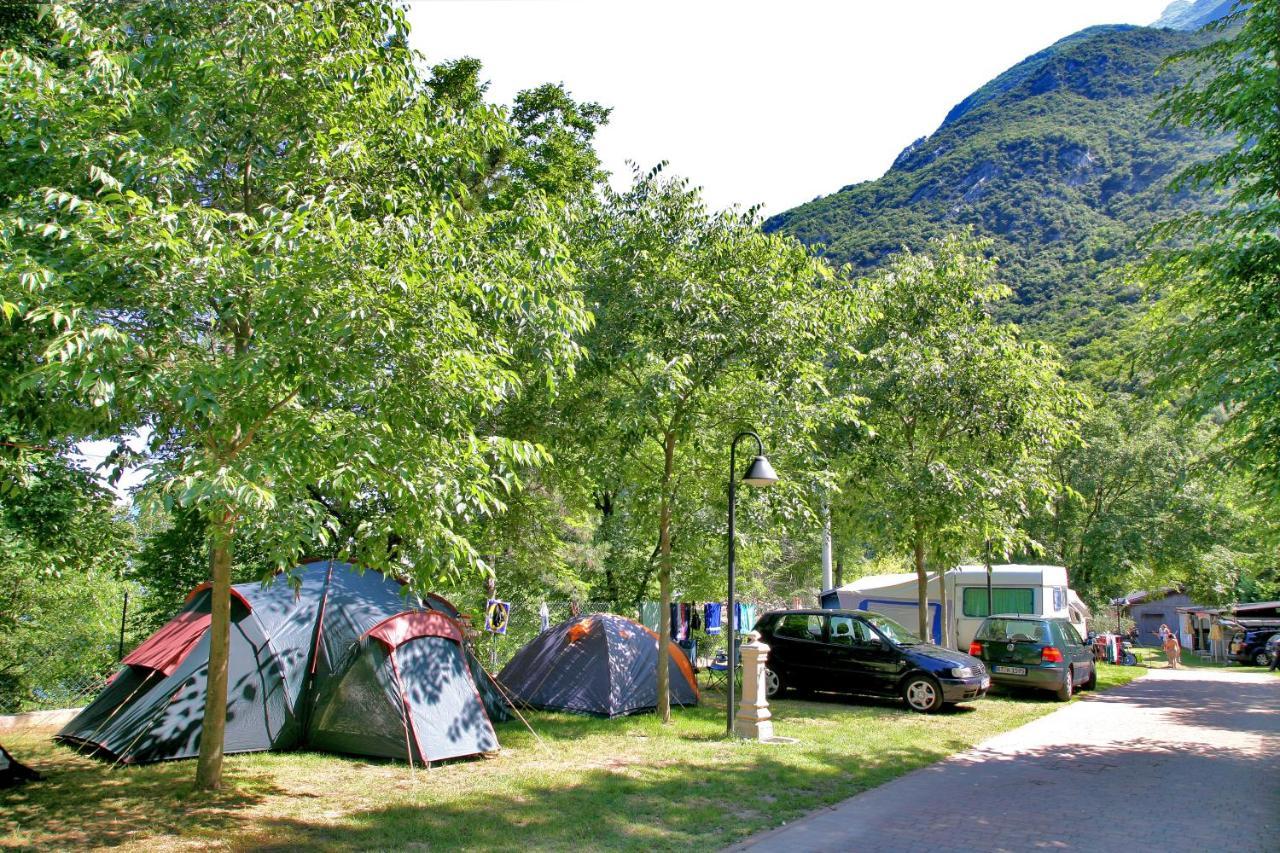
[639,601,661,632]
[704,602,723,636]
[669,603,691,642]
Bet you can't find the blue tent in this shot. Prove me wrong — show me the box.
[498,614,699,717]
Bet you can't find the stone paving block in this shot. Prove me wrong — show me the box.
[728,669,1280,853]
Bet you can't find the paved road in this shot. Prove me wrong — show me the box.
[731,668,1280,853]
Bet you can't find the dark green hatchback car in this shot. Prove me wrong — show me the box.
[967,616,1096,701]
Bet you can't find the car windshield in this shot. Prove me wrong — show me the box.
[863,613,921,646]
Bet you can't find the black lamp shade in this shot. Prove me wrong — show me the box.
[741,454,779,487]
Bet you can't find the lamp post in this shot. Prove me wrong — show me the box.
[727,430,778,736]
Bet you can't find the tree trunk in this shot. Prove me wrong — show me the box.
[595,492,620,609]
[195,514,234,790]
[913,526,929,643]
[655,430,676,724]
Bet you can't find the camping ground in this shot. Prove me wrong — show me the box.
[2,666,1142,851]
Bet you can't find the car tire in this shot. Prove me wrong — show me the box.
[1082,664,1097,691]
[1254,651,1271,668]
[764,665,784,699]
[1056,667,1074,702]
[901,673,943,713]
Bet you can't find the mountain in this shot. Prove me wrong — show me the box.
[1153,0,1239,31]
[764,5,1236,378]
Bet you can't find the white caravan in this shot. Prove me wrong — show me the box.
[820,564,1081,649]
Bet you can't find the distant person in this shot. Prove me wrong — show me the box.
[1162,629,1181,669]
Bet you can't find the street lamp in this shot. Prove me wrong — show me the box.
[727,430,778,735]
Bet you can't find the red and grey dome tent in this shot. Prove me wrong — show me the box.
[57,561,507,765]
[497,614,699,717]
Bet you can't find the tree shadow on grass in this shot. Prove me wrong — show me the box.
[1,727,282,849]
[242,740,947,852]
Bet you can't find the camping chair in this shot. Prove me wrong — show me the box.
[705,649,730,690]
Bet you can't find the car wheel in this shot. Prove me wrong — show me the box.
[1056,667,1074,702]
[1254,651,1271,668]
[901,674,943,713]
[1082,664,1097,691]
[764,665,784,699]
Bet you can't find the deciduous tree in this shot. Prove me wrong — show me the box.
[2,1,587,788]
[831,234,1078,645]
[573,166,830,720]
[1146,0,1280,505]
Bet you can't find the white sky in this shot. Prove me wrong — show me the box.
[408,0,1174,215]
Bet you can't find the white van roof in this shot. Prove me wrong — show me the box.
[952,564,1069,587]
[839,564,1069,593]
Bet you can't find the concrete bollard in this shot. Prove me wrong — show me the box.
[734,630,774,740]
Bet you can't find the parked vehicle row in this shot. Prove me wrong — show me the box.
[752,608,1099,713]
[753,609,989,713]
[1229,629,1280,667]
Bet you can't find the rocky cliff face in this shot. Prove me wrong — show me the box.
[1152,0,1239,31]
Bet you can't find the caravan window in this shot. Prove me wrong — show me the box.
[1053,587,1067,611]
[962,587,1035,618]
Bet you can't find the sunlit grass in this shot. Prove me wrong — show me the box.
[1131,645,1280,675]
[2,666,1144,851]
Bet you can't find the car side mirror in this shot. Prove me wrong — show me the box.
[868,637,883,648]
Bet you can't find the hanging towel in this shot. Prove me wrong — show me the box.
[704,602,723,636]
[539,601,550,633]
[640,601,661,632]
[690,606,702,633]
[740,603,757,633]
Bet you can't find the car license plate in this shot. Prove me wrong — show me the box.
[981,677,990,689]
[993,665,1027,676]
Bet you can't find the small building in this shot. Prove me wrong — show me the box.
[1178,601,1280,656]
[1110,588,1197,647]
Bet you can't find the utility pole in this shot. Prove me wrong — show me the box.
[821,503,833,594]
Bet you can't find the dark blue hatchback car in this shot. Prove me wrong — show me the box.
[753,609,990,713]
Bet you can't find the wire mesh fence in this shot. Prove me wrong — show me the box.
[1,587,792,716]
[460,595,787,675]
[0,640,116,716]
[464,598,619,672]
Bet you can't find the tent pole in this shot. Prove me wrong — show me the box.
[119,591,129,660]
[299,560,335,739]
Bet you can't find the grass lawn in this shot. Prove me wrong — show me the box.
[1132,645,1280,675]
[2,664,1144,852]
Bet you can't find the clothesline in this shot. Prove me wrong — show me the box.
[636,601,758,640]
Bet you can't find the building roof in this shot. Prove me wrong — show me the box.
[1109,587,1181,607]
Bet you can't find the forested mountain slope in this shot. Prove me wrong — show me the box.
[765,20,1226,375]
